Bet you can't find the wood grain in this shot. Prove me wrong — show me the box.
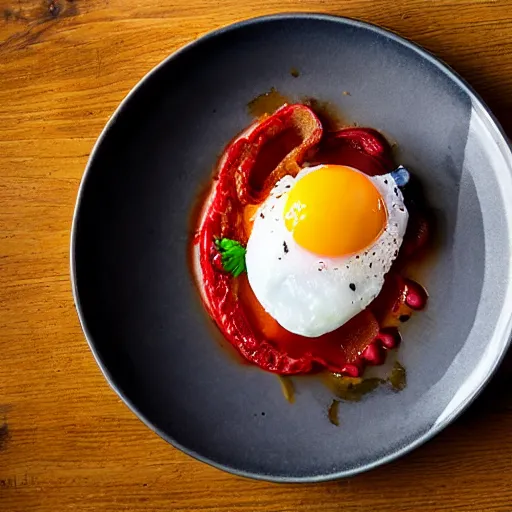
[1,1,512,510]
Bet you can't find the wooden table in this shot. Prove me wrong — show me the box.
[1,1,512,510]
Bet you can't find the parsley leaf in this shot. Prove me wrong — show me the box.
[215,238,247,277]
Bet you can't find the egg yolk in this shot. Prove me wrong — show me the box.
[283,165,387,257]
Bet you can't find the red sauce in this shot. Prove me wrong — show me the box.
[237,273,379,371]
[193,104,429,375]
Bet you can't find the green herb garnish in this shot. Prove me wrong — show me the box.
[215,238,247,277]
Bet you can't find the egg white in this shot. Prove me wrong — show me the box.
[245,166,409,338]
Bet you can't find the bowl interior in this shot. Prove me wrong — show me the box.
[73,15,512,480]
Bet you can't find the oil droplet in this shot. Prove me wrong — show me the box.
[247,88,290,118]
[278,376,295,403]
[328,399,340,426]
[324,374,384,402]
[388,361,407,391]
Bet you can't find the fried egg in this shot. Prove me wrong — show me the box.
[245,164,409,338]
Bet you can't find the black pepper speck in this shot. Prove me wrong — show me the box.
[384,179,388,184]
[349,283,356,291]
[283,241,289,254]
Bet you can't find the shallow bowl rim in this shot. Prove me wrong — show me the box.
[70,12,512,483]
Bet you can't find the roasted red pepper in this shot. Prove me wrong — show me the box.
[312,127,395,175]
[194,104,428,375]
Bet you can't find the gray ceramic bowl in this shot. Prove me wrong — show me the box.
[71,14,512,481]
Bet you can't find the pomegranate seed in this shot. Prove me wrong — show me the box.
[405,279,428,310]
[340,364,361,378]
[361,343,385,366]
[377,328,401,349]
